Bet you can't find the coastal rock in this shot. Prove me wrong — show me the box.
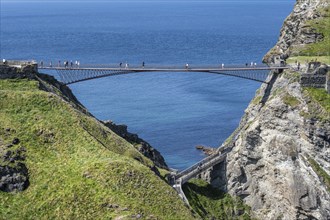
[214,72,330,220]
[195,145,217,155]
[204,1,330,218]
[263,0,329,62]
[103,120,168,169]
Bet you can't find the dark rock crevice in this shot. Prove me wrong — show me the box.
[0,138,29,192]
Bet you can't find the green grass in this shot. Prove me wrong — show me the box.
[305,88,330,113]
[287,56,330,65]
[183,179,254,220]
[307,156,330,192]
[251,96,262,105]
[0,79,194,220]
[292,6,330,56]
[282,94,300,108]
[301,88,330,121]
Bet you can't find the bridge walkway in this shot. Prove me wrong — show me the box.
[170,148,229,206]
[38,64,289,85]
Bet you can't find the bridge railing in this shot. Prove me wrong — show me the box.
[179,153,227,184]
[38,62,277,69]
[175,150,222,179]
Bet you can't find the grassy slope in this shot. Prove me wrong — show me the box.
[265,4,330,63]
[0,79,194,220]
[183,179,254,220]
[301,87,330,122]
[299,6,330,56]
[289,5,330,61]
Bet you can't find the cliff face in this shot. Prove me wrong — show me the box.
[209,1,330,219]
[222,72,330,219]
[263,0,329,62]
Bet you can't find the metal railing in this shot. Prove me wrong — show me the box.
[38,63,285,70]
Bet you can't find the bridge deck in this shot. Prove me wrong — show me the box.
[39,66,288,72]
[38,64,289,85]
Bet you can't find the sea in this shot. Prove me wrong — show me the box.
[0,0,295,170]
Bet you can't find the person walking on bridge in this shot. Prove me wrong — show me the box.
[142,61,145,68]
[185,63,189,70]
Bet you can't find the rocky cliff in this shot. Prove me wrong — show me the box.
[263,0,329,62]
[103,120,168,169]
[220,71,330,220]
[208,1,330,219]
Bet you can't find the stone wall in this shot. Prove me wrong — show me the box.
[300,64,330,93]
[300,74,327,88]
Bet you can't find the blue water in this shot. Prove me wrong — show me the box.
[0,1,294,169]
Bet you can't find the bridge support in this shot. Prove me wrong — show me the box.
[169,151,228,206]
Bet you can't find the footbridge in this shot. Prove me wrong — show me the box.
[38,64,289,85]
[169,147,229,205]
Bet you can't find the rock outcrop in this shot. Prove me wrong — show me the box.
[263,0,329,63]
[217,72,330,219]
[103,120,168,169]
[0,137,29,192]
[205,1,330,219]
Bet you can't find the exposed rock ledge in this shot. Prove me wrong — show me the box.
[0,136,29,192]
[103,121,168,169]
[208,70,330,220]
[263,0,329,62]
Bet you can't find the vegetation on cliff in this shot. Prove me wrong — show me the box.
[183,179,254,220]
[264,1,330,64]
[0,78,193,219]
[296,5,330,57]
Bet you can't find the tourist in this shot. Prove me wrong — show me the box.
[70,60,73,68]
[245,63,248,67]
[185,63,189,69]
[142,61,145,68]
[77,61,80,68]
[2,59,6,64]
[297,62,301,70]
[40,60,43,67]
[250,62,253,67]
[221,63,224,69]
[58,60,61,67]
[119,62,122,68]
[75,60,78,67]
[125,62,128,69]
[49,61,52,67]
